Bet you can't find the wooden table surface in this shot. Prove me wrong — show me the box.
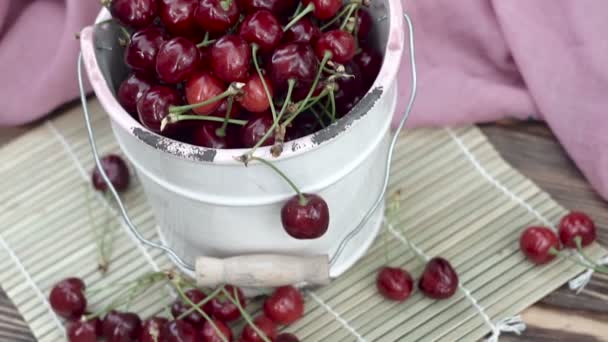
[0,110,606,341]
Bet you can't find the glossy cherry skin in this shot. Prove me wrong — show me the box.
[238,0,298,17]
[185,72,226,115]
[156,37,200,84]
[67,317,101,342]
[102,311,142,342]
[558,212,597,248]
[270,43,319,89]
[276,333,300,342]
[241,316,277,342]
[191,123,229,149]
[200,319,233,342]
[240,114,275,147]
[263,286,304,325]
[117,73,154,116]
[355,9,373,42]
[520,226,561,264]
[239,11,283,52]
[195,0,240,33]
[49,278,87,319]
[281,194,330,239]
[376,267,413,302]
[353,46,382,89]
[110,0,158,29]
[302,0,342,20]
[315,30,357,64]
[239,74,273,113]
[284,18,320,45]
[140,317,169,342]
[418,258,459,299]
[204,285,246,322]
[137,86,182,133]
[125,28,168,74]
[159,0,202,39]
[171,289,211,329]
[334,62,364,117]
[92,154,130,192]
[211,35,252,83]
[165,320,198,342]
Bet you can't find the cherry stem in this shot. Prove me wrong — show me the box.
[249,156,307,205]
[321,3,358,31]
[308,107,327,128]
[221,287,271,342]
[575,237,608,273]
[283,3,315,32]
[328,89,337,122]
[169,85,242,114]
[251,44,278,122]
[197,32,217,48]
[340,2,359,30]
[549,247,608,273]
[219,0,233,11]
[118,26,131,44]
[216,96,234,137]
[162,114,247,132]
[291,2,304,19]
[176,285,225,320]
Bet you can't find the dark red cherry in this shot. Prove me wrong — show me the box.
[212,99,243,119]
[156,37,200,84]
[240,316,277,342]
[200,319,233,342]
[159,0,202,39]
[117,73,154,116]
[284,18,320,44]
[91,154,130,192]
[302,0,342,20]
[239,11,283,52]
[140,317,169,342]
[353,46,382,89]
[315,30,356,64]
[67,318,101,342]
[185,71,226,115]
[195,0,240,34]
[137,85,181,133]
[355,9,373,42]
[49,278,87,319]
[125,28,168,74]
[276,333,299,342]
[240,114,275,147]
[418,257,459,299]
[197,47,213,70]
[558,212,597,248]
[102,311,142,342]
[238,0,298,17]
[376,267,413,302]
[204,285,246,323]
[281,194,330,239]
[270,43,319,89]
[171,289,211,329]
[520,227,561,264]
[285,112,321,141]
[238,74,273,113]
[263,286,304,325]
[334,62,364,117]
[165,320,198,342]
[109,0,158,29]
[191,123,229,148]
[211,35,252,83]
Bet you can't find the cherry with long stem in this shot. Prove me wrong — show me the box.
[216,96,234,137]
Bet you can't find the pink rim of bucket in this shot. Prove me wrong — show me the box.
[80,1,405,165]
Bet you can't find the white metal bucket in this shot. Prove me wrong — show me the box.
[79,0,405,280]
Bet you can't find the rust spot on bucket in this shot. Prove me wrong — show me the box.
[132,128,218,162]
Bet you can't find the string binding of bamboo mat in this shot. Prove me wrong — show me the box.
[0,99,605,342]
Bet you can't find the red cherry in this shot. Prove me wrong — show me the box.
[263,286,304,325]
[302,0,342,20]
[140,317,169,342]
[353,46,382,89]
[156,37,200,84]
[355,9,373,42]
[276,333,300,342]
[270,43,319,89]
[185,72,226,115]
[171,289,211,329]
[91,154,130,192]
[102,311,142,342]
[211,35,252,83]
[240,114,275,147]
[520,226,561,264]
[117,73,154,116]
[205,285,246,323]
[198,47,213,70]
[334,62,364,117]
[195,0,240,34]
[159,0,202,39]
[238,0,298,17]
[418,257,459,299]
[191,123,229,148]
[137,86,182,133]
[558,212,597,248]
[281,194,330,239]
[283,18,320,45]
[67,317,101,342]
[239,74,273,113]
[110,0,158,29]
[49,278,87,319]
[200,319,233,342]
[376,267,413,302]
[239,11,283,52]
[315,30,356,64]
[125,28,168,74]
[241,316,277,342]
[165,320,199,342]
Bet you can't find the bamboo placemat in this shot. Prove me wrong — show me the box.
[0,99,604,342]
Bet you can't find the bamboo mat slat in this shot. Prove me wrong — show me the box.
[0,99,604,342]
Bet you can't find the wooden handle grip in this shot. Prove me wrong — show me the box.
[195,254,331,288]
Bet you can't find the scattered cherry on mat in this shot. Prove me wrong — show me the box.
[185,71,227,115]
[117,73,154,116]
[240,114,275,147]
[108,0,158,29]
[67,317,101,342]
[165,320,199,342]
[301,0,343,20]
[239,11,283,52]
[171,288,210,329]
[195,0,240,34]
[276,333,300,342]
[520,226,561,264]
[91,154,130,192]
[269,43,319,89]
[238,74,274,113]
[315,30,357,64]
[49,278,87,319]
[137,85,182,133]
[211,35,252,83]
[124,28,168,74]
[418,257,459,299]
[283,18,320,44]
[281,193,330,239]
[200,319,233,342]
[159,0,202,39]
[558,212,597,248]
[205,285,246,323]
[140,317,169,342]
[102,311,142,342]
[156,37,200,84]
[263,286,304,325]
[376,266,414,302]
[241,315,277,342]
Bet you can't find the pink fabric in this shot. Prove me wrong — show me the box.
[0,1,606,200]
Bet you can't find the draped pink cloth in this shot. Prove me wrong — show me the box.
[1,0,607,200]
